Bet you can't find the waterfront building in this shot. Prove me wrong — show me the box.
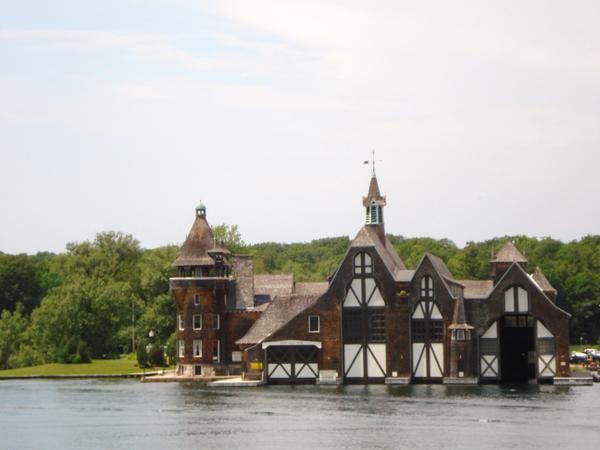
[170,176,570,383]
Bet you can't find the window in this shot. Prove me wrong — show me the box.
[452,329,468,341]
[178,314,184,331]
[193,294,200,306]
[308,315,320,333]
[193,339,202,358]
[193,314,202,330]
[231,351,242,362]
[504,286,529,313]
[354,252,373,275]
[178,340,185,358]
[367,312,385,341]
[213,340,220,363]
[194,365,202,376]
[420,276,434,298]
[213,314,220,330]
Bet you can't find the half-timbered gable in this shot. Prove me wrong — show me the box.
[475,261,570,381]
[409,253,458,381]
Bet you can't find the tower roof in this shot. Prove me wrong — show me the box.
[532,266,557,293]
[173,211,216,267]
[362,175,386,207]
[491,241,528,263]
[448,290,474,330]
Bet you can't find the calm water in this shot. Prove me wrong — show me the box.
[1,380,599,449]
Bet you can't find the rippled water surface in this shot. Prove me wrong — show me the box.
[1,380,599,449]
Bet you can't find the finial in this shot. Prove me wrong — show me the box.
[363,149,382,175]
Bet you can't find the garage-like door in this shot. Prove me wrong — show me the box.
[265,345,319,384]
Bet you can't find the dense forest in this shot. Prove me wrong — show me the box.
[1,229,599,369]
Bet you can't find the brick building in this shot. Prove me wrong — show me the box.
[171,176,570,384]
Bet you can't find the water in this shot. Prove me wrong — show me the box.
[1,380,599,449]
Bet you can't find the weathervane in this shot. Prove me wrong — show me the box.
[363,149,382,175]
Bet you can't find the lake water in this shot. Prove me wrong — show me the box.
[1,380,599,449]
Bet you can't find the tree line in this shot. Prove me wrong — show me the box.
[1,229,599,369]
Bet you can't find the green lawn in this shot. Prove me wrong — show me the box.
[570,345,599,353]
[0,355,171,377]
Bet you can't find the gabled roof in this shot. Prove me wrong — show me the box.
[350,226,407,279]
[489,262,570,318]
[492,241,528,263]
[414,253,456,299]
[236,294,320,345]
[173,215,217,267]
[531,267,557,293]
[428,253,453,279]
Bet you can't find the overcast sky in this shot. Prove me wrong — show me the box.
[1,0,599,254]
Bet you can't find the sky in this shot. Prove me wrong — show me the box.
[1,0,600,254]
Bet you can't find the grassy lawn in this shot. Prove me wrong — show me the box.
[0,355,171,377]
[570,345,599,353]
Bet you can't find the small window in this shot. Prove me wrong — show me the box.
[193,339,202,358]
[213,314,220,330]
[308,315,320,333]
[178,340,185,358]
[232,351,242,362]
[213,340,220,363]
[178,314,184,331]
[193,314,202,330]
[420,276,434,298]
[194,294,200,306]
[194,365,202,376]
[453,329,466,341]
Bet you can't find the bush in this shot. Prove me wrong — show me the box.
[148,343,165,367]
[136,343,149,368]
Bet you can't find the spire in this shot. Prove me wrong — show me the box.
[173,203,215,267]
[362,175,386,226]
[449,290,473,330]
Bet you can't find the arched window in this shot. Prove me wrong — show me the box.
[419,276,434,298]
[353,252,373,275]
[504,286,529,313]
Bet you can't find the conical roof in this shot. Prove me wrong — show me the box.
[173,214,216,267]
[491,241,528,263]
[362,175,386,207]
[448,290,474,330]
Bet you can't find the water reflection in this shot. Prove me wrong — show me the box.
[0,380,598,450]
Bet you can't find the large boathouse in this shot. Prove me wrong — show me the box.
[170,175,570,384]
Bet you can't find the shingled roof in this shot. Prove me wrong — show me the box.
[236,294,320,345]
[294,282,329,296]
[448,290,473,330]
[531,267,557,293]
[492,241,528,263]
[362,175,386,207]
[350,226,407,279]
[173,214,217,267]
[254,274,294,298]
[458,280,494,299]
